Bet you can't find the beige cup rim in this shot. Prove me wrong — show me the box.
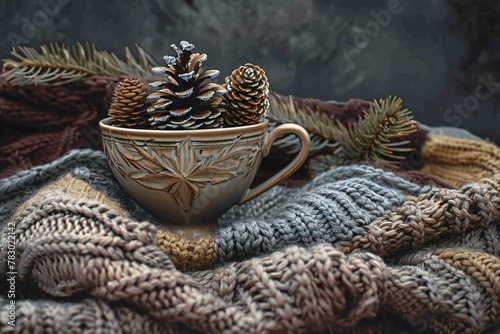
[99,117,269,136]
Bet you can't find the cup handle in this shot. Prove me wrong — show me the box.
[239,123,310,203]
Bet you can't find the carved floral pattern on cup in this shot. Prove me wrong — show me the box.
[105,135,260,211]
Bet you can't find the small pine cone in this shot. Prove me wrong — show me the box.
[223,63,269,127]
[108,78,150,128]
[147,41,226,130]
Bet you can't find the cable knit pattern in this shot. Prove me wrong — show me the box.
[214,167,432,262]
[1,149,500,333]
[341,175,500,255]
[156,165,433,269]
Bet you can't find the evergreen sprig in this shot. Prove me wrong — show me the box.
[268,93,341,155]
[2,42,158,86]
[335,96,416,167]
[268,93,417,168]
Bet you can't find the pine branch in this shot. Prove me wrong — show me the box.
[269,92,343,141]
[2,42,158,86]
[268,92,341,155]
[268,92,417,169]
[334,96,416,167]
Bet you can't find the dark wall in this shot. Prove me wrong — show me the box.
[1,0,499,142]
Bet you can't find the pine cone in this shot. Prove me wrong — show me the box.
[108,78,150,128]
[223,63,269,127]
[146,41,226,130]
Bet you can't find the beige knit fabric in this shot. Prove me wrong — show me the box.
[12,173,130,219]
[2,173,500,333]
[420,134,500,187]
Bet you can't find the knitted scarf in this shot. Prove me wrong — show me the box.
[0,75,120,179]
[1,148,499,333]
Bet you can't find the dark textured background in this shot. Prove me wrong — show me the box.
[1,0,499,142]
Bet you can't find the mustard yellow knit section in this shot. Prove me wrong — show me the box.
[157,230,216,271]
[420,134,500,187]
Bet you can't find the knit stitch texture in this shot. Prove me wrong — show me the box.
[420,133,500,187]
[0,75,119,179]
[1,148,500,333]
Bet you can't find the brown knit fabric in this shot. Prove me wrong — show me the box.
[2,174,499,333]
[2,169,500,332]
[341,174,500,256]
[420,134,500,187]
[0,75,122,179]
[158,171,499,272]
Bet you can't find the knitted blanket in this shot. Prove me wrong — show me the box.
[1,134,500,333]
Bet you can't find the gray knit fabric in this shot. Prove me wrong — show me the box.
[417,121,486,142]
[0,149,432,263]
[0,149,150,225]
[217,165,432,261]
[1,149,500,333]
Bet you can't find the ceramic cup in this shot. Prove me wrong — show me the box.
[100,117,310,234]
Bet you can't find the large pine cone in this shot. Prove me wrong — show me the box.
[108,78,150,128]
[147,41,226,130]
[223,63,269,127]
